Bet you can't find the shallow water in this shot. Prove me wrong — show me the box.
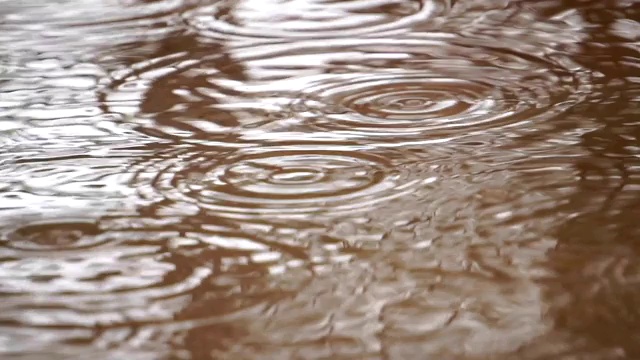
[0,0,639,359]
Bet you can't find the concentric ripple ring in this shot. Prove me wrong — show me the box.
[183,0,451,41]
[133,146,423,218]
[286,57,590,143]
[1,218,106,252]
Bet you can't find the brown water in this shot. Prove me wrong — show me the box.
[0,0,639,359]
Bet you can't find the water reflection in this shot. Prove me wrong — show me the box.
[0,0,639,359]
[528,1,640,358]
[183,0,452,40]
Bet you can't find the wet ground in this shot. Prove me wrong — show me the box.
[0,0,639,359]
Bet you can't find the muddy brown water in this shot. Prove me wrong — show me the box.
[0,0,639,359]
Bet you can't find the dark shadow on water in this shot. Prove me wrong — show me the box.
[97,0,248,144]
[520,0,640,357]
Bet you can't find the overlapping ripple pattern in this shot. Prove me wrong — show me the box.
[2,0,640,359]
[184,0,452,40]
[288,56,588,143]
[100,2,592,146]
[132,145,433,219]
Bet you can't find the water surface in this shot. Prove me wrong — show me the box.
[1,0,639,359]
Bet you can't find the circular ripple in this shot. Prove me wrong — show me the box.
[183,0,451,41]
[296,75,496,131]
[97,0,594,148]
[0,216,307,332]
[1,219,105,252]
[288,52,590,143]
[132,146,425,218]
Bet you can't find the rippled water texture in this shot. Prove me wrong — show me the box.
[1,0,640,359]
